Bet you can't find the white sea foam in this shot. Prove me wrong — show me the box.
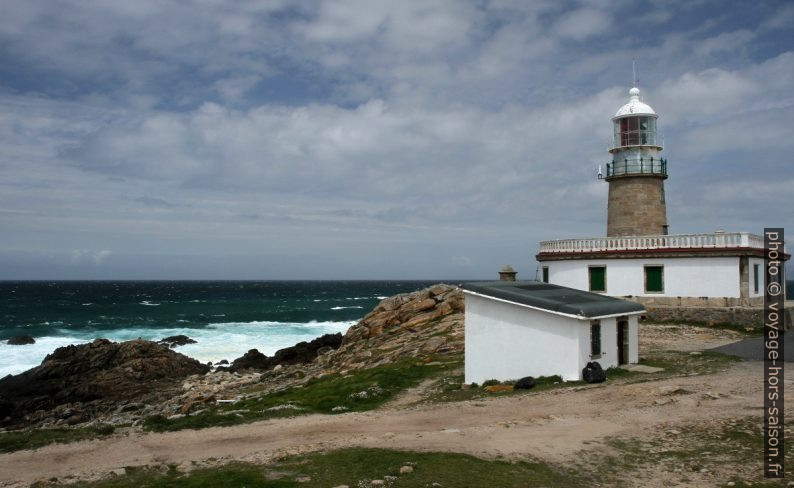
[0,336,89,377]
[330,306,363,310]
[0,319,356,376]
[140,301,160,306]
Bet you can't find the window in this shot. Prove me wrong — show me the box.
[590,321,601,357]
[589,266,606,292]
[616,116,656,147]
[644,265,664,293]
[754,264,760,294]
[542,266,549,283]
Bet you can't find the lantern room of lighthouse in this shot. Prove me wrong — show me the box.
[604,86,669,237]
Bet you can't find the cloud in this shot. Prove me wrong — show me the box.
[0,1,792,278]
[70,249,112,266]
[553,8,612,41]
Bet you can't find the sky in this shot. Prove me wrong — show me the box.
[0,0,792,280]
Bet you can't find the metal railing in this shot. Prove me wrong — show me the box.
[606,158,667,178]
[538,232,766,254]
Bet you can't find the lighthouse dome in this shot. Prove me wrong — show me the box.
[614,87,656,118]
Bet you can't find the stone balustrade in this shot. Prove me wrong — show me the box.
[538,232,766,254]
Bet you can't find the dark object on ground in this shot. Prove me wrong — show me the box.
[229,333,343,372]
[0,338,210,428]
[514,376,536,390]
[6,335,36,345]
[158,335,197,348]
[582,362,606,384]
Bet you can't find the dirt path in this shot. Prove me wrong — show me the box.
[0,358,786,487]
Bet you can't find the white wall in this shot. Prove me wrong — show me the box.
[577,317,617,371]
[464,293,583,383]
[576,315,639,372]
[544,256,741,298]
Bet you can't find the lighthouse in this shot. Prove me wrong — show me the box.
[605,86,668,237]
[536,78,789,329]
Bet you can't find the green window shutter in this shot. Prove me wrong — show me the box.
[591,322,601,356]
[645,266,664,292]
[542,267,549,283]
[589,267,606,292]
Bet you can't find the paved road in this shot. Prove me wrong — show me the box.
[712,330,794,361]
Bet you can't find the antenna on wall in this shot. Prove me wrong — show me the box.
[632,58,639,88]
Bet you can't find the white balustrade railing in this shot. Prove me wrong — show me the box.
[538,232,767,254]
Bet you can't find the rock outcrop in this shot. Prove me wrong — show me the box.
[163,284,464,419]
[0,338,209,428]
[0,284,464,429]
[317,283,464,371]
[158,335,197,348]
[6,335,36,345]
[228,333,343,372]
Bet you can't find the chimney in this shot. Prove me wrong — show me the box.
[499,265,517,282]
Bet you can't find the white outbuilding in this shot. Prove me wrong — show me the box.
[462,281,645,383]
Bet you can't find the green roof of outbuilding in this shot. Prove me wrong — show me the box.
[461,281,645,319]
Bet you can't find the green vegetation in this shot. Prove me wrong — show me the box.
[0,424,115,453]
[46,448,586,488]
[598,416,793,488]
[640,318,763,336]
[638,350,742,376]
[144,356,460,432]
[427,372,583,403]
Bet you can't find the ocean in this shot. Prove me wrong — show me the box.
[0,281,439,377]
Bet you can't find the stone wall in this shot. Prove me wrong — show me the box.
[643,302,793,331]
[628,295,764,308]
[607,176,668,237]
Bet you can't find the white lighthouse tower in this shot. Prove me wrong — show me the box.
[605,86,668,237]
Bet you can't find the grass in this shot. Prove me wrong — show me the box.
[0,424,115,453]
[143,355,460,432]
[640,318,764,336]
[427,371,587,403]
[596,416,794,487]
[45,447,587,488]
[638,350,742,376]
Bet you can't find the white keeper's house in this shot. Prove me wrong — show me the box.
[462,280,644,383]
[535,84,789,326]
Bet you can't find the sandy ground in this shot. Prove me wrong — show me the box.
[0,325,784,487]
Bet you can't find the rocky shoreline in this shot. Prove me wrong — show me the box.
[0,283,463,431]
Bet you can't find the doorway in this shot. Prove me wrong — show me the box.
[617,318,629,365]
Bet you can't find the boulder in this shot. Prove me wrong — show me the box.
[0,338,209,428]
[6,335,35,345]
[410,298,437,313]
[229,349,270,371]
[514,376,536,390]
[158,335,197,348]
[229,333,343,372]
[419,336,447,353]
